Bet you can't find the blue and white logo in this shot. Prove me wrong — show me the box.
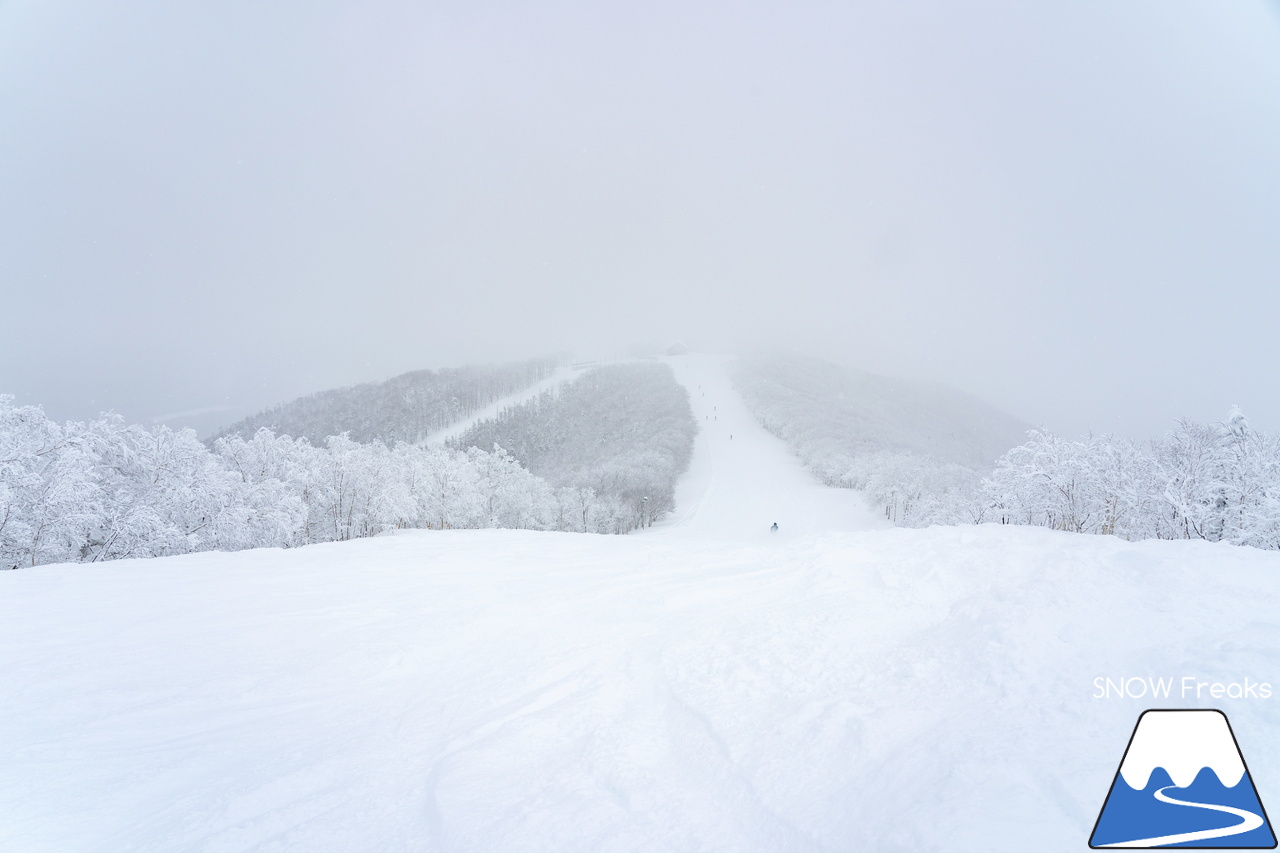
[1091,709,1276,848]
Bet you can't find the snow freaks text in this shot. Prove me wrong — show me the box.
[1093,676,1273,700]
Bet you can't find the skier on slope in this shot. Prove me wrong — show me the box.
[771,522,778,532]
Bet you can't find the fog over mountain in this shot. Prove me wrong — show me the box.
[3,1,1279,439]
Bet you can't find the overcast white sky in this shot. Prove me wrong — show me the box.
[3,0,1279,438]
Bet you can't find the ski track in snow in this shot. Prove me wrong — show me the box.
[3,354,1280,852]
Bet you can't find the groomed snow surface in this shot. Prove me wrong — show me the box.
[4,354,1280,852]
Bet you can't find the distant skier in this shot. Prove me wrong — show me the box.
[771,522,778,533]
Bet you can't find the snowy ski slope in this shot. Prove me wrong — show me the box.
[656,354,888,539]
[3,355,1280,852]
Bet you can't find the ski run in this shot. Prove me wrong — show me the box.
[3,354,1279,852]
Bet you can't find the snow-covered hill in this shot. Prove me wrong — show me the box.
[728,353,1033,527]
[212,357,562,446]
[3,355,1278,852]
[420,365,583,446]
[732,354,1031,472]
[453,361,697,525]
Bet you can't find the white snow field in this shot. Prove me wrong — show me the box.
[4,354,1280,852]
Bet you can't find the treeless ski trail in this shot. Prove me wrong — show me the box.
[654,353,887,539]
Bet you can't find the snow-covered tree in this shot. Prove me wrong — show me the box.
[452,363,696,532]
[0,397,98,567]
